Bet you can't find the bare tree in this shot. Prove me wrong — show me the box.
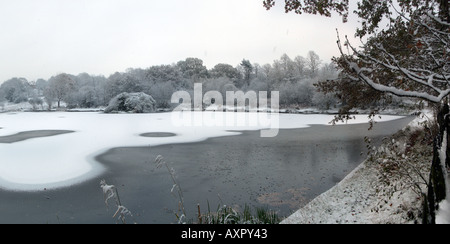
[306,51,322,78]
[240,59,254,86]
[47,73,76,108]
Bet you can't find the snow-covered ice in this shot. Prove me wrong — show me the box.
[0,111,404,191]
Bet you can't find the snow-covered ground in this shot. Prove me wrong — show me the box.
[0,111,404,191]
[281,162,383,224]
[436,131,450,224]
[437,197,450,224]
[282,112,435,224]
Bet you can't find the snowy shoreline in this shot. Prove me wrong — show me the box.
[282,113,431,224]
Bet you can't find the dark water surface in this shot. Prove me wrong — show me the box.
[0,130,74,144]
[0,116,413,223]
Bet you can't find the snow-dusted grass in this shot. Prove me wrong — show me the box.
[100,179,133,224]
[0,111,404,191]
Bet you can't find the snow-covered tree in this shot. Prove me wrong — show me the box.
[149,81,176,109]
[278,53,297,81]
[306,51,322,78]
[210,63,242,82]
[294,55,308,79]
[177,57,208,82]
[266,0,449,105]
[335,8,448,104]
[240,59,254,86]
[46,73,76,108]
[145,64,183,85]
[28,97,44,111]
[35,79,48,96]
[0,78,30,103]
[263,0,349,21]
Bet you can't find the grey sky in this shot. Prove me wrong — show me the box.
[0,0,361,83]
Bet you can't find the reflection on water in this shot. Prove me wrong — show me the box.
[94,116,413,223]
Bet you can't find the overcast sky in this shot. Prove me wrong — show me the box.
[0,0,361,83]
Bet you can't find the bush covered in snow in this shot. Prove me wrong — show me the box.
[104,92,156,113]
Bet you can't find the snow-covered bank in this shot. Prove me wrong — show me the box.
[282,113,433,224]
[281,159,427,224]
[0,111,404,191]
[282,163,380,224]
[436,132,450,224]
[437,195,450,224]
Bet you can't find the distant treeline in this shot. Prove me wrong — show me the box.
[0,51,347,110]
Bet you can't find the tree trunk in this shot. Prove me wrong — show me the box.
[430,138,447,204]
[424,103,449,224]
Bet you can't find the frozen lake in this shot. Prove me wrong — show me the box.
[0,111,412,223]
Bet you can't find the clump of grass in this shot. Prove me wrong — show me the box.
[199,203,281,224]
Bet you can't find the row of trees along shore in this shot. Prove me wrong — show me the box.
[1,50,405,112]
